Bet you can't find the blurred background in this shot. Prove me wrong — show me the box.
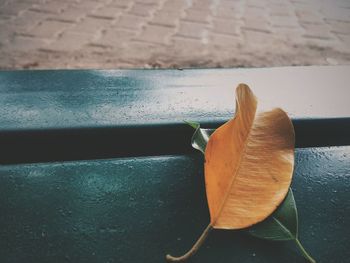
[0,0,349,69]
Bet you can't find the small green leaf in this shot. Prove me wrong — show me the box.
[248,188,297,241]
[249,189,316,262]
[191,127,213,154]
[185,121,214,154]
[184,120,200,130]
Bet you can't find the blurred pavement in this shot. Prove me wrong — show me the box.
[0,0,350,69]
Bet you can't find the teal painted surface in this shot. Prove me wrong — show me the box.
[0,147,349,263]
[1,67,350,164]
[0,67,349,262]
[0,66,349,131]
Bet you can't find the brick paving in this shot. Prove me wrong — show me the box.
[0,0,349,69]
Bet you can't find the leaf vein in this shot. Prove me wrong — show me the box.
[272,217,294,240]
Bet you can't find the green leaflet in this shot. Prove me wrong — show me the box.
[186,121,315,263]
[248,188,298,241]
[185,121,213,154]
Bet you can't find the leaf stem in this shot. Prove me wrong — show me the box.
[294,238,316,263]
[166,224,212,262]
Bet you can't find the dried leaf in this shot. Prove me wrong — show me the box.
[187,121,299,242]
[187,122,298,241]
[185,122,315,263]
[166,84,317,262]
[205,84,295,229]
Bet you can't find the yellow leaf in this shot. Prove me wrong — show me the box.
[166,84,295,262]
[205,83,295,229]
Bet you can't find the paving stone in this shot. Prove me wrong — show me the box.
[0,15,13,23]
[242,17,272,33]
[108,0,133,9]
[336,33,350,50]
[291,1,318,12]
[12,10,49,31]
[118,41,158,61]
[214,7,240,19]
[48,8,86,23]
[26,20,72,38]
[129,3,157,17]
[9,36,49,51]
[212,18,241,36]
[244,6,269,19]
[269,15,300,28]
[0,2,32,16]
[170,36,208,55]
[89,6,122,20]
[135,0,159,5]
[302,37,343,52]
[42,31,93,52]
[242,29,280,48]
[134,24,175,44]
[272,27,304,42]
[115,14,147,30]
[246,0,266,8]
[161,0,189,11]
[208,32,242,48]
[30,2,68,14]
[149,10,180,27]
[218,0,241,8]
[176,21,207,39]
[92,29,135,48]
[321,6,350,22]
[301,23,333,40]
[268,4,293,16]
[326,19,350,35]
[72,1,104,11]
[337,0,350,9]
[295,9,325,24]
[191,0,213,11]
[182,8,211,24]
[69,17,112,35]
[0,25,15,47]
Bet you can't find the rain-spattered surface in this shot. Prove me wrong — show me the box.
[0,146,349,262]
[0,66,349,130]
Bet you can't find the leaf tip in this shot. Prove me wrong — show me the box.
[183,120,200,130]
